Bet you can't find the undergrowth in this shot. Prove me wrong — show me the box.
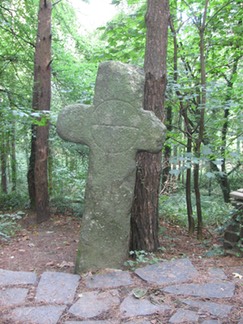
[124,250,161,270]
[0,211,24,240]
[159,191,232,228]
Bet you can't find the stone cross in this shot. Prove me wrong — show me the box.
[57,61,166,272]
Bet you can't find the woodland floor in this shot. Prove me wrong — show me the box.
[0,212,243,323]
[0,211,242,275]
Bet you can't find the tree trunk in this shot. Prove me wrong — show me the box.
[161,104,172,190]
[10,121,17,191]
[170,17,195,234]
[193,0,209,240]
[28,0,52,222]
[130,0,169,252]
[1,135,8,194]
[186,136,194,235]
[28,125,36,209]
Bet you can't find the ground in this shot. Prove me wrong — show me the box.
[0,212,243,323]
[0,212,242,274]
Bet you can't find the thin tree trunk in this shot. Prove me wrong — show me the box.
[130,0,169,252]
[1,135,8,194]
[186,136,194,234]
[162,104,172,189]
[193,0,209,240]
[170,17,195,234]
[10,121,17,191]
[28,125,36,209]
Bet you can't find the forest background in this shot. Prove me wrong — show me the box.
[0,0,242,248]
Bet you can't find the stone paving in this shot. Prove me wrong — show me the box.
[0,258,243,324]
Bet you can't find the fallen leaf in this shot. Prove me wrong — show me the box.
[57,261,75,268]
[132,288,148,299]
[22,235,30,241]
[46,261,55,266]
[232,272,243,279]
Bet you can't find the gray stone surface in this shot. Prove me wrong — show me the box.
[57,61,166,272]
[182,299,232,317]
[135,258,198,285]
[208,268,227,280]
[6,305,65,324]
[163,282,235,298]
[65,322,117,324]
[35,271,80,304]
[85,270,133,289]
[0,269,37,286]
[0,261,241,323]
[0,287,28,306]
[120,295,170,318]
[124,321,151,324]
[169,309,199,323]
[68,290,120,318]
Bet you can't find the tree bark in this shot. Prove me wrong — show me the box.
[193,0,209,240]
[28,0,51,222]
[130,0,169,252]
[10,120,17,191]
[170,17,195,234]
[0,134,8,194]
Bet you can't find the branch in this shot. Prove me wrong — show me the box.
[206,0,235,28]
[201,0,209,30]
[0,25,35,47]
[227,162,242,177]
[0,4,14,13]
[53,0,62,6]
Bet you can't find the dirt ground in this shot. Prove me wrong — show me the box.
[0,211,242,275]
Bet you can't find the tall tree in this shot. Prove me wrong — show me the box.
[28,0,52,222]
[130,0,169,251]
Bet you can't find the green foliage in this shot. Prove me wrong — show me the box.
[96,2,146,64]
[160,189,232,228]
[50,196,84,218]
[0,211,24,240]
[0,192,28,211]
[124,250,161,270]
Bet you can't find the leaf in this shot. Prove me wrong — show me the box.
[57,261,75,268]
[205,172,215,179]
[232,272,243,279]
[132,288,148,299]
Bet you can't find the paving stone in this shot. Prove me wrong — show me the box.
[182,299,232,317]
[35,271,80,304]
[120,295,170,318]
[208,268,227,280]
[0,287,28,306]
[65,321,118,324]
[0,269,37,286]
[6,305,65,324]
[163,282,235,298]
[135,258,198,285]
[238,317,243,324]
[169,309,199,323]
[124,320,151,324]
[201,321,220,324]
[85,270,133,289]
[230,266,243,276]
[68,290,120,318]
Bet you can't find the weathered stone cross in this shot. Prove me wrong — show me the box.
[57,61,166,272]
